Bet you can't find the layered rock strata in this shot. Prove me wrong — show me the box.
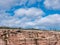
[0,29,60,45]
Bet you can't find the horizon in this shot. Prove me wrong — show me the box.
[0,26,59,31]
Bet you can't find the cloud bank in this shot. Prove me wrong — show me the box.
[0,7,45,28]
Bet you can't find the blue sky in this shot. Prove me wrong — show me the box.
[0,0,60,30]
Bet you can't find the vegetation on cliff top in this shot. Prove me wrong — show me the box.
[0,26,60,31]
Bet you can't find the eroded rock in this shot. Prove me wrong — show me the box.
[0,29,60,45]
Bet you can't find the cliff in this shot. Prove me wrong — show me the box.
[0,29,60,45]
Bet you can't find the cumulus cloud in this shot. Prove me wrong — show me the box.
[0,0,43,28]
[44,0,60,10]
[35,14,60,30]
[11,13,60,30]
[0,7,45,28]
[0,0,42,19]
[14,7,45,17]
[21,14,60,29]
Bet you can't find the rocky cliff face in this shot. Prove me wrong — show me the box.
[0,29,60,45]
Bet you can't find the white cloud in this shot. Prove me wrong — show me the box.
[0,0,20,10]
[0,0,42,10]
[34,14,60,30]
[44,0,60,10]
[40,14,60,24]
[14,7,45,17]
[0,7,45,28]
[21,14,60,29]
[0,9,60,30]
[14,13,60,30]
[0,0,42,20]
[0,0,42,28]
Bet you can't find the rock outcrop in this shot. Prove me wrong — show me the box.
[0,29,60,45]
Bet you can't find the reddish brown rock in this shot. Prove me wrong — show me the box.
[0,29,60,45]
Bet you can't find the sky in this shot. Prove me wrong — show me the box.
[0,0,60,30]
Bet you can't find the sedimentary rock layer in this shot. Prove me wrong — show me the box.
[0,29,60,45]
